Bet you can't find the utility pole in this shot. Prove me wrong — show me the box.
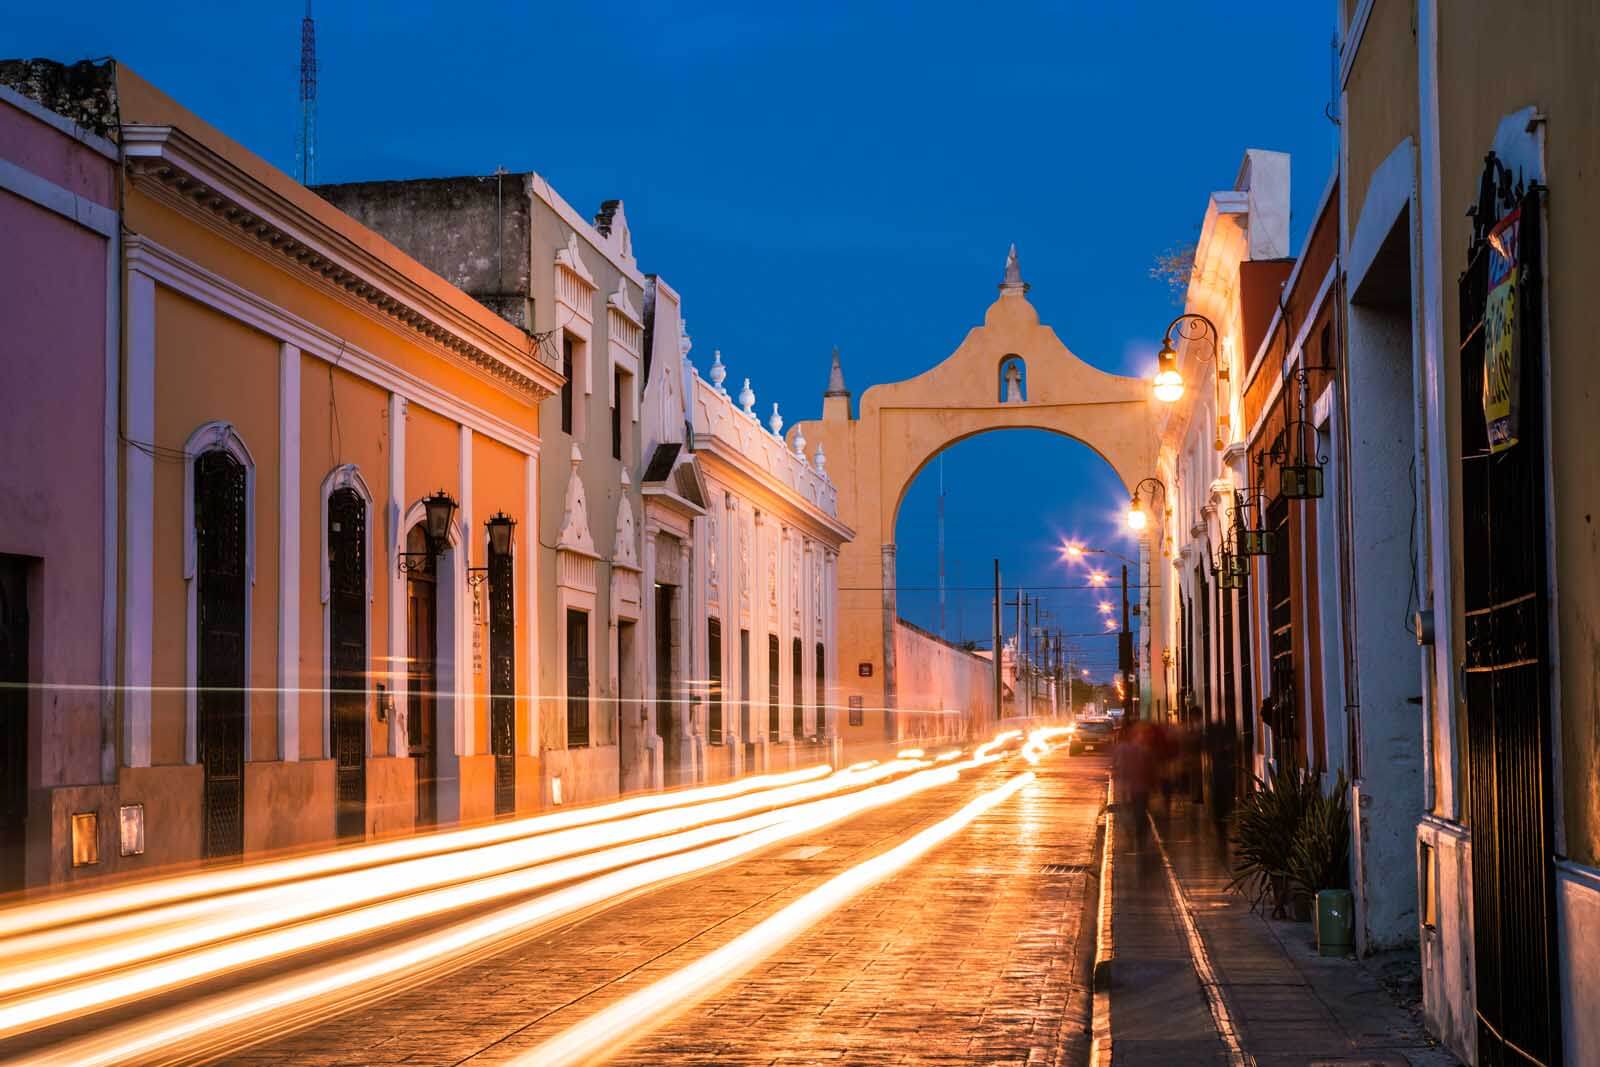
[991,560,1002,720]
[1119,564,1135,721]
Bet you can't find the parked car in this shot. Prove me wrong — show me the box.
[1069,718,1115,755]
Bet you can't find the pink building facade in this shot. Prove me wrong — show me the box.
[0,68,119,889]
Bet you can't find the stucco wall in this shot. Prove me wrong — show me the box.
[891,620,994,742]
[0,99,111,814]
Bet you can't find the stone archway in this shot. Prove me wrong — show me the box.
[793,248,1163,741]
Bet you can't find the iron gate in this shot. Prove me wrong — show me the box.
[195,450,247,859]
[328,488,367,839]
[0,557,28,890]
[488,549,515,815]
[1459,161,1560,1067]
[566,609,589,747]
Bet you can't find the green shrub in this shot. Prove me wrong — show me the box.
[1289,771,1351,898]
[1227,764,1319,915]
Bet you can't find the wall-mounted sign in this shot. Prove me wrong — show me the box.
[848,695,864,726]
[1483,208,1523,454]
[857,662,873,678]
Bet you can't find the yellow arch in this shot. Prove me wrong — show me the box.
[793,259,1162,738]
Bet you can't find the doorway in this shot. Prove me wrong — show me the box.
[617,619,638,786]
[195,450,248,859]
[0,556,28,890]
[328,488,368,839]
[405,523,438,828]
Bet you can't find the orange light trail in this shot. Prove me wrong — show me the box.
[1,730,1038,1066]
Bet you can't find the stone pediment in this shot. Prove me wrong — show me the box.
[557,445,598,558]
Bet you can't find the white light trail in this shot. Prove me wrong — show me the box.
[519,770,1036,1067]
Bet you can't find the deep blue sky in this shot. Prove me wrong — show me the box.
[9,2,1336,679]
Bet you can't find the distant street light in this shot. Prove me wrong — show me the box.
[1097,601,1113,615]
[1089,570,1109,587]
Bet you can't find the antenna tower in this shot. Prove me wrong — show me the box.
[296,0,318,185]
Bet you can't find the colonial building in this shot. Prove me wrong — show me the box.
[679,344,851,779]
[0,60,564,886]
[318,173,851,800]
[318,174,652,804]
[1155,148,1291,786]
[1338,2,1600,1061]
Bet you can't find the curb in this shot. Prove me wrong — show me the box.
[1087,780,1115,1066]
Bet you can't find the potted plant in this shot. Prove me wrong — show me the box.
[1227,765,1318,918]
[1290,772,1352,954]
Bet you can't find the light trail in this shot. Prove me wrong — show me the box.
[10,748,1010,1067]
[1022,726,1074,764]
[519,769,1037,1067]
[0,761,931,1040]
[0,763,833,944]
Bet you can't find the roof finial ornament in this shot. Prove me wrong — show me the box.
[824,344,849,398]
[999,243,1029,294]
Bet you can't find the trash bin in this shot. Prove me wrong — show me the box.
[1315,889,1354,956]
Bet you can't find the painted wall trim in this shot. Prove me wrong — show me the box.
[123,236,542,458]
[0,157,118,238]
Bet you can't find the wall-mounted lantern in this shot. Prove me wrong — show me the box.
[469,511,517,588]
[1127,477,1168,534]
[1232,486,1276,557]
[399,489,458,574]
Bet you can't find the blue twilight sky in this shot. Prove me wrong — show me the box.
[7,2,1337,678]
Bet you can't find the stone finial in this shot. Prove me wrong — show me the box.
[999,242,1030,294]
[679,318,692,360]
[739,377,756,416]
[814,442,828,475]
[793,423,807,458]
[768,402,784,436]
[709,349,728,395]
[824,344,849,397]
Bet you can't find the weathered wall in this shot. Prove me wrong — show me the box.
[891,619,994,742]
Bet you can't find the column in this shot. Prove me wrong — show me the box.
[524,453,539,757]
[277,343,301,761]
[386,393,407,756]
[122,269,155,768]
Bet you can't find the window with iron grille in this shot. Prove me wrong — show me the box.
[195,449,247,859]
[792,637,804,740]
[1266,495,1294,757]
[560,337,574,435]
[739,629,751,741]
[489,546,515,815]
[611,366,623,460]
[768,634,780,742]
[566,608,589,747]
[707,618,722,745]
[815,642,825,739]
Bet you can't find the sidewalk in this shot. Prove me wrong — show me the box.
[1098,796,1460,1067]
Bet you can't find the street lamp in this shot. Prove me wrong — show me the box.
[1097,600,1113,615]
[1150,313,1222,404]
[1089,570,1109,587]
[468,512,518,589]
[1127,478,1167,534]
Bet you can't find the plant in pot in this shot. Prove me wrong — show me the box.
[1290,772,1352,955]
[1227,765,1318,918]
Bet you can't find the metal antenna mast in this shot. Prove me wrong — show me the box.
[296,0,318,185]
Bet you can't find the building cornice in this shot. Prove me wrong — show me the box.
[121,124,563,401]
[693,442,852,547]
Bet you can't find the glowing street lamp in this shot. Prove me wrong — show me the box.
[1127,477,1167,535]
[1104,617,1118,631]
[1153,340,1185,402]
[1097,600,1113,615]
[1089,571,1109,587]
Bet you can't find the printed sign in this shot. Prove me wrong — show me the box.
[1483,208,1522,453]
[857,662,873,678]
[848,695,864,727]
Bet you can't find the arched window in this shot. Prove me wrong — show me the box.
[999,355,1026,402]
[194,446,248,859]
[327,483,368,838]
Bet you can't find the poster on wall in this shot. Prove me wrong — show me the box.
[1482,207,1523,454]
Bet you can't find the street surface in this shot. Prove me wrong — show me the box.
[0,736,1108,1066]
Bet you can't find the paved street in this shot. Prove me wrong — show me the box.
[223,752,1108,1066]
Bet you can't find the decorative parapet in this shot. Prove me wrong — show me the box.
[687,359,839,519]
[554,231,596,326]
[607,277,642,363]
